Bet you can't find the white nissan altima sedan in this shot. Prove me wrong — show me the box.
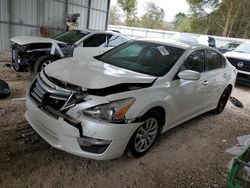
[25,38,237,160]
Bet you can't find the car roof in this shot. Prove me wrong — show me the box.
[75,29,130,40]
[242,41,250,45]
[134,37,221,53]
[76,29,124,35]
[135,37,197,49]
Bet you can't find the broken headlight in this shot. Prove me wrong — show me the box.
[78,98,135,123]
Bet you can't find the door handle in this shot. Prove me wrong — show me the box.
[202,80,209,86]
[223,73,227,78]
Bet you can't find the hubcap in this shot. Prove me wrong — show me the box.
[134,117,158,153]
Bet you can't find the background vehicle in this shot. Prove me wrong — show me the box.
[170,33,216,47]
[224,42,250,85]
[217,42,241,53]
[10,30,129,74]
[25,38,236,160]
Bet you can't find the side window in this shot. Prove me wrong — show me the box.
[83,34,107,47]
[107,35,125,47]
[180,50,205,73]
[206,50,222,71]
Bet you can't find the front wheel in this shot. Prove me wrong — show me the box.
[127,111,160,158]
[34,55,59,74]
[213,86,231,114]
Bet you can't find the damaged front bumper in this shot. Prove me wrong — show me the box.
[25,96,142,160]
[11,44,29,72]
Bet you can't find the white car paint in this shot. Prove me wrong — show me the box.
[72,47,113,60]
[224,51,250,61]
[25,38,237,160]
[224,42,250,76]
[10,36,66,45]
[45,57,156,89]
[170,33,215,47]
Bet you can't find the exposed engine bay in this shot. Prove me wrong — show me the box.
[11,40,72,72]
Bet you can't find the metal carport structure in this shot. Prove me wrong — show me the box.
[0,0,111,51]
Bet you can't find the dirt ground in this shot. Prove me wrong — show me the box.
[0,60,250,188]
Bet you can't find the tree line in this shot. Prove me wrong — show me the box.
[109,0,171,30]
[109,0,250,39]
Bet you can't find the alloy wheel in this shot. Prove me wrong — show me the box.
[134,117,159,153]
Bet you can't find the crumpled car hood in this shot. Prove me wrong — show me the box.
[10,36,66,45]
[44,57,156,89]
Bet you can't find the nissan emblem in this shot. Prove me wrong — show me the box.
[237,62,244,68]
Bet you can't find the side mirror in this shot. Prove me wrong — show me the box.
[178,70,201,80]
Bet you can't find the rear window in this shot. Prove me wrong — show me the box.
[206,50,222,70]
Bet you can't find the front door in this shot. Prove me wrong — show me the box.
[167,50,210,126]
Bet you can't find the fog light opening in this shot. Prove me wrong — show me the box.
[77,136,111,154]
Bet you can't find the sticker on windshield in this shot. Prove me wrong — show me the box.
[157,46,169,56]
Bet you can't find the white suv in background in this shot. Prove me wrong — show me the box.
[25,38,237,160]
[224,42,250,85]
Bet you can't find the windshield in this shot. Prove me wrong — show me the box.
[53,30,89,45]
[234,43,250,54]
[95,41,185,77]
[225,43,240,49]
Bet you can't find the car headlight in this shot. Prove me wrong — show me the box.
[78,98,135,122]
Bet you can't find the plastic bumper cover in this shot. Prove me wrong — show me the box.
[25,96,142,160]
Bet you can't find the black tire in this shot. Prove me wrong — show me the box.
[0,80,10,99]
[127,110,161,158]
[213,86,231,114]
[34,55,59,74]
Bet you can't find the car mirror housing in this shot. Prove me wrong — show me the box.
[178,70,201,81]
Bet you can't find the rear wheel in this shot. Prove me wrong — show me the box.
[213,86,231,114]
[127,111,161,158]
[34,55,59,74]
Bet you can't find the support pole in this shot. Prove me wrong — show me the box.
[105,0,111,30]
[7,0,11,41]
[86,0,91,29]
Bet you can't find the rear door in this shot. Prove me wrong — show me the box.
[205,49,227,106]
[74,34,110,58]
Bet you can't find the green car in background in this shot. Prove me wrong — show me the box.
[228,145,250,188]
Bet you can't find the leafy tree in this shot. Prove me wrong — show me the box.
[186,0,250,38]
[216,0,250,37]
[187,0,220,16]
[109,6,123,25]
[174,13,186,26]
[175,16,193,33]
[117,0,137,26]
[140,2,165,29]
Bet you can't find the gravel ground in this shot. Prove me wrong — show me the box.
[0,61,250,188]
